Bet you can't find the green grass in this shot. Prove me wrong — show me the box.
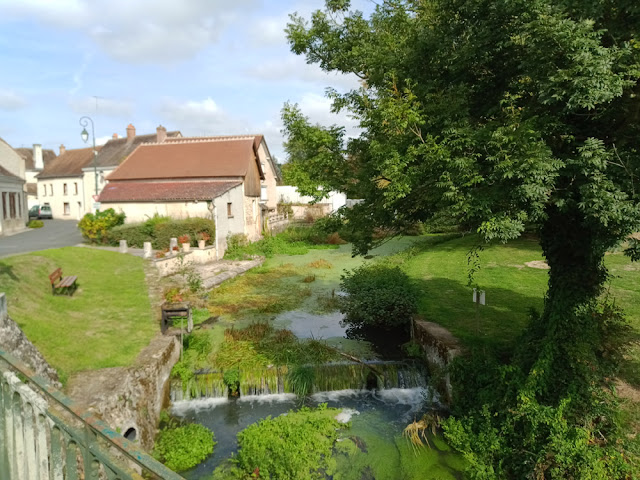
[403,234,548,351]
[0,247,156,383]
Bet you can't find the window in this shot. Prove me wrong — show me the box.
[63,183,68,195]
[74,183,78,195]
[2,193,6,219]
[261,185,268,202]
[9,193,16,219]
[49,184,53,196]
[42,185,46,197]
[227,202,233,218]
[64,203,70,216]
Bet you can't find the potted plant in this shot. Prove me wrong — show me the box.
[178,234,190,253]
[196,232,211,249]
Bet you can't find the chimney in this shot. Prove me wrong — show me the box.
[112,133,119,139]
[59,144,66,155]
[33,143,43,170]
[126,124,136,141]
[156,125,167,143]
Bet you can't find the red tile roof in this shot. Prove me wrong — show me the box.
[37,147,101,179]
[98,180,242,203]
[93,130,181,168]
[107,136,264,181]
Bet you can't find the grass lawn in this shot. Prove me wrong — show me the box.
[402,233,640,457]
[0,247,157,384]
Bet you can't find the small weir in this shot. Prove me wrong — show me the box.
[171,361,428,401]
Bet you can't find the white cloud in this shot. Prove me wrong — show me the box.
[298,92,360,138]
[247,56,361,91]
[248,13,290,47]
[0,89,27,111]
[0,0,258,64]
[69,96,133,117]
[158,97,245,135]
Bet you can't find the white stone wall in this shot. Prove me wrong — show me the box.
[100,201,212,224]
[0,140,25,180]
[276,186,346,213]
[213,184,245,256]
[243,194,262,241]
[257,140,278,211]
[36,176,84,219]
[0,176,27,235]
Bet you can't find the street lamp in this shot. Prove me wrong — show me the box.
[79,116,98,197]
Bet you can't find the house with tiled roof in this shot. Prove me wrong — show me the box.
[98,134,280,255]
[0,138,28,235]
[15,144,56,208]
[81,124,181,213]
[36,145,102,219]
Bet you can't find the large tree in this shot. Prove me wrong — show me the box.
[283,0,640,477]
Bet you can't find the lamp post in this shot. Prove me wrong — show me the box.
[79,116,98,198]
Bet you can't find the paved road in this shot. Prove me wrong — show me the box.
[0,220,84,258]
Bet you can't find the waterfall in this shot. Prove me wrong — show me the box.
[171,361,428,401]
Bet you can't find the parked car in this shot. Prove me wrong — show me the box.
[29,205,53,220]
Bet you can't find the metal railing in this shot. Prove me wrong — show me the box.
[0,349,184,480]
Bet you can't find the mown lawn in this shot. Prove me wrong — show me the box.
[402,233,640,454]
[0,247,157,383]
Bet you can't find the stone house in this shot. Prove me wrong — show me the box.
[36,145,101,219]
[14,145,56,208]
[0,138,28,235]
[81,124,181,213]
[98,135,280,255]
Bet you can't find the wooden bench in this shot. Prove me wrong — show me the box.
[49,268,78,296]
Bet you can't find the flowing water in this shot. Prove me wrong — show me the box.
[173,387,465,480]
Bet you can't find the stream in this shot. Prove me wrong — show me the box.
[169,241,466,479]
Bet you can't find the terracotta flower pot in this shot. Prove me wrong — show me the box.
[198,240,205,249]
[182,243,190,253]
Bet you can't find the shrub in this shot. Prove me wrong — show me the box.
[153,218,215,249]
[339,264,418,334]
[107,224,152,248]
[152,423,216,472]
[78,208,126,244]
[234,404,347,479]
[27,220,44,228]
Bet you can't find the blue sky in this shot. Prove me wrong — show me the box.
[0,0,370,160]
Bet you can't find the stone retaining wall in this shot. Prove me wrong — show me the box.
[0,292,61,388]
[412,316,462,405]
[66,335,181,451]
[153,246,217,277]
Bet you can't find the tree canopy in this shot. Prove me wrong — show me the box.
[283,0,640,477]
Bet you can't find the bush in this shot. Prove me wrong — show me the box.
[234,404,347,479]
[107,224,152,248]
[339,264,418,334]
[153,423,216,472]
[78,208,126,244]
[27,220,44,228]
[104,217,216,249]
[153,218,215,249]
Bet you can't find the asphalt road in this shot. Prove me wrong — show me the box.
[0,220,84,258]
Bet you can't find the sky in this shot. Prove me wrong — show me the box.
[0,0,371,160]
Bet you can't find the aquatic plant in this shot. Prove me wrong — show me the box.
[233,404,348,479]
[153,423,216,472]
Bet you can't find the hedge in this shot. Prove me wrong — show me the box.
[106,217,216,249]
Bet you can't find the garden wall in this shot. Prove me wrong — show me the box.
[153,246,217,277]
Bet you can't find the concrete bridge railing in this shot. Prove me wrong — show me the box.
[0,348,184,480]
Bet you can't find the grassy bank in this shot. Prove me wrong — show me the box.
[0,247,156,383]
